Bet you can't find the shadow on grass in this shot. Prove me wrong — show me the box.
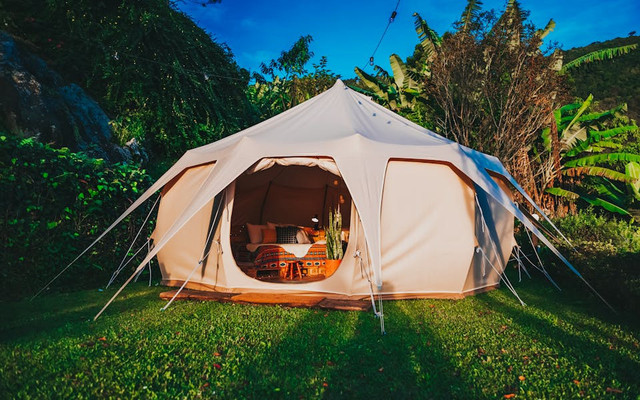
[222,299,495,399]
[0,283,163,342]
[474,290,640,387]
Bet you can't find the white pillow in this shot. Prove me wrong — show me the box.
[246,223,267,244]
[296,228,311,244]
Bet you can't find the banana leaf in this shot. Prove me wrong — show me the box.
[564,153,640,167]
[460,0,482,33]
[347,84,388,105]
[412,12,441,53]
[545,187,579,200]
[559,101,584,114]
[565,138,623,158]
[354,67,388,99]
[560,44,638,73]
[389,54,407,90]
[626,161,640,201]
[577,103,628,123]
[589,125,638,142]
[535,19,555,41]
[592,179,626,205]
[560,94,593,137]
[562,166,636,183]
[541,127,551,151]
[580,194,631,216]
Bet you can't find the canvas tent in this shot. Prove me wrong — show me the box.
[51,79,605,322]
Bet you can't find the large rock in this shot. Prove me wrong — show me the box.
[0,31,134,162]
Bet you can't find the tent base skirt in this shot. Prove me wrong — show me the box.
[159,289,373,311]
[159,282,500,310]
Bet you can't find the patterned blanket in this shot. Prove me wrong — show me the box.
[254,244,327,269]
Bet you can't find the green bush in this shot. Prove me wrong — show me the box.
[524,210,640,312]
[551,210,640,253]
[0,134,154,300]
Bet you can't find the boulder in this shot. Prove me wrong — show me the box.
[0,31,133,162]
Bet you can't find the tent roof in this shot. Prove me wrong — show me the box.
[187,79,462,162]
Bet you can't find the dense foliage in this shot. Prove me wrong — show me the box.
[529,210,640,313]
[529,96,640,215]
[564,36,640,122]
[0,0,256,157]
[0,134,154,300]
[249,36,339,120]
[1,279,638,398]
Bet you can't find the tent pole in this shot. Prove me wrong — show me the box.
[259,181,272,224]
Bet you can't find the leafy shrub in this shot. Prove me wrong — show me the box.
[0,134,154,300]
[551,210,640,252]
[523,210,640,312]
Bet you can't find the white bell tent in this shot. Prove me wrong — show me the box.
[37,80,609,324]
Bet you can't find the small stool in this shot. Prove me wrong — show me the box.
[286,262,303,280]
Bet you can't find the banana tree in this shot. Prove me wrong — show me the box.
[351,12,438,114]
[560,44,638,74]
[535,96,640,216]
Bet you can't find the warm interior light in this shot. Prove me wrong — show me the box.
[333,179,339,186]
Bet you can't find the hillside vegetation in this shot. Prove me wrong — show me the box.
[564,35,640,121]
[0,0,256,158]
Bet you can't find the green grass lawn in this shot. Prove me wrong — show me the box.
[1,275,639,399]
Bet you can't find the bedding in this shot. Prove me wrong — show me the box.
[252,243,327,269]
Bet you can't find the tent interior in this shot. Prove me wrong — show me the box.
[230,158,352,282]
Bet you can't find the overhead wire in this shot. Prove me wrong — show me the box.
[363,0,401,69]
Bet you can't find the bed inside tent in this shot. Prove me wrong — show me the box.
[153,157,355,287]
[151,155,520,297]
[230,157,352,282]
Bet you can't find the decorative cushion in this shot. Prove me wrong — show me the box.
[261,228,277,243]
[267,221,285,230]
[296,228,311,244]
[276,226,298,244]
[247,223,267,244]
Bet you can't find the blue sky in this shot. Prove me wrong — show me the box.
[177,0,639,79]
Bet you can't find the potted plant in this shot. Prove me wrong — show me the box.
[325,207,343,276]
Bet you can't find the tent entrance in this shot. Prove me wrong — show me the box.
[229,158,351,283]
